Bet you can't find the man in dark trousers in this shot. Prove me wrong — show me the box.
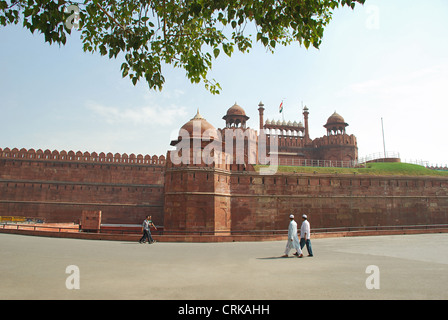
[300,214,313,256]
[139,215,157,244]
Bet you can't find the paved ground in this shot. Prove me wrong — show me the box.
[1,233,447,300]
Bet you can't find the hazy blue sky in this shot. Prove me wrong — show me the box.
[1,0,447,165]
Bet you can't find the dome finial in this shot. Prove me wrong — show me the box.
[191,108,204,120]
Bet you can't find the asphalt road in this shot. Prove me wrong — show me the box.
[1,233,447,300]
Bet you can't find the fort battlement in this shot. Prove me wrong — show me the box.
[266,133,357,149]
[312,133,357,148]
[0,147,166,224]
[0,148,165,166]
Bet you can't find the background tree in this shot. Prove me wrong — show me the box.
[0,0,365,94]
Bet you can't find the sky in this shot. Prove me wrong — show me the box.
[1,0,448,166]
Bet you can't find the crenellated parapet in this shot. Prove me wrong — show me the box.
[428,165,448,171]
[312,133,357,147]
[263,119,305,136]
[0,147,165,165]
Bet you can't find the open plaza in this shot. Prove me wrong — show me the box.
[1,232,447,300]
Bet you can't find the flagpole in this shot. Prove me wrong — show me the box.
[281,98,285,122]
[381,117,386,158]
[301,101,303,123]
[279,100,284,121]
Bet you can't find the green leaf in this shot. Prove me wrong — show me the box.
[2,0,366,94]
[261,36,268,47]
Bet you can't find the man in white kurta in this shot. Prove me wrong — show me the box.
[282,215,303,258]
[300,214,314,256]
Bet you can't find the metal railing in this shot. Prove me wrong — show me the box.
[278,158,356,168]
[2,223,448,236]
[358,152,401,164]
[426,165,448,171]
[155,224,448,235]
[358,152,448,170]
[312,224,448,233]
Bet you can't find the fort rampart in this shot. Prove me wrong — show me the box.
[228,171,448,230]
[2,146,448,234]
[164,166,448,233]
[0,148,165,224]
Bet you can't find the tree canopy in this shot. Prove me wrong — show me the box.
[1,0,365,94]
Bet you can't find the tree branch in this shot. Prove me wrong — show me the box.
[93,1,127,31]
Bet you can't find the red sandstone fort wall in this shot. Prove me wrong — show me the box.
[2,147,447,233]
[163,164,448,234]
[229,172,448,231]
[0,148,165,224]
[163,165,218,233]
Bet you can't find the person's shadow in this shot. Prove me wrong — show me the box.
[256,256,295,260]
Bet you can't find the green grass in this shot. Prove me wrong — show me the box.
[254,162,448,176]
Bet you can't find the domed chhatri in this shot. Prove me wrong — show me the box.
[324,111,349,135]
[222,102,250,129]
[225,103,247,116]
[170,109,217,147]
[179,109,216,138]
[325,111,347,126]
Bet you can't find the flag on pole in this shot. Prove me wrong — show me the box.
[279,101,283,113]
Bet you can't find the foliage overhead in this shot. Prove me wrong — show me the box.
[1,0,366,94]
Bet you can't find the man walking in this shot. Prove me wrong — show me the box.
[300,214,313,256]
[139,215,157,244]
[282,214,303,258]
